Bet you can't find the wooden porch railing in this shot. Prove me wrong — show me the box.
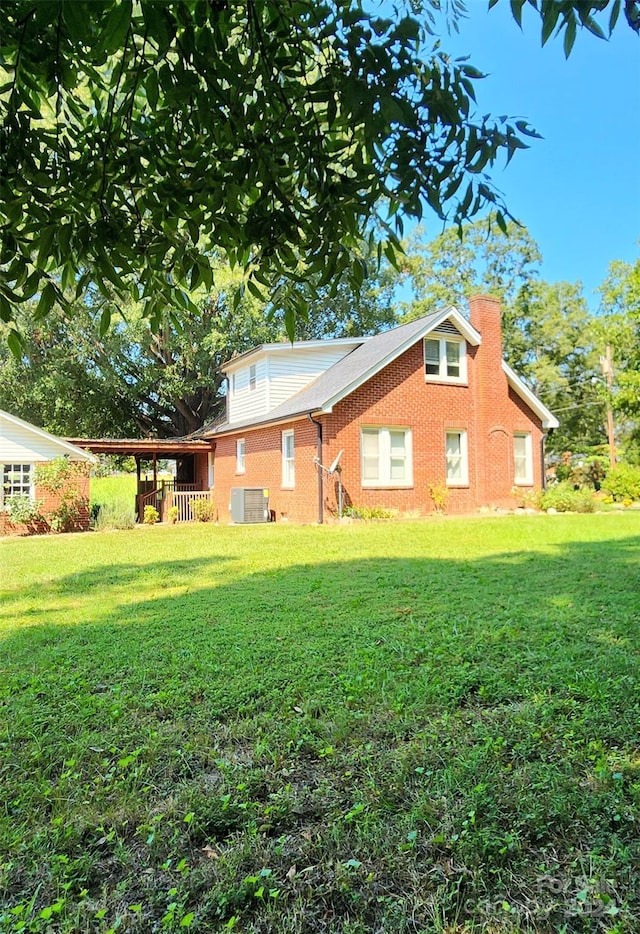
[166,490,214,523]
[136,488,160,522]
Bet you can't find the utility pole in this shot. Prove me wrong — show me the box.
[600,344,617,471]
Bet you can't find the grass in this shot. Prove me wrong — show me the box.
[90,474,138,510]
[1,514,639,933]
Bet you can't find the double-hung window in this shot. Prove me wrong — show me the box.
[361,427,412,487]
[236,439,246,474]
[513,433,533,485]
[282,430,295,487]
[445,431,469,486]
[249,364,257,391]
[2,463,33,505]
[424,337,466,382]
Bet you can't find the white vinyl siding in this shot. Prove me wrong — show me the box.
[445,431,469,486]
[268,347,358,410]
[514,433,533,485]
[282,430,295,488]
[226,359,269,424]
[361,427,412,487]
[424,337,466,383]
[226,344,362,425]
[236,439,245,474]
[0,413,84,463]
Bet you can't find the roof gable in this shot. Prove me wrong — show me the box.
[209,307,481,435]
[0,410,95,461]
[501,363,559,429]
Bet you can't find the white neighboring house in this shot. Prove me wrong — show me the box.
[0,410,94,530]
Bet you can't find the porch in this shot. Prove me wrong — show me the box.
[64,435,215,523]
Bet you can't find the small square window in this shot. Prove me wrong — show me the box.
[2,463,33,504]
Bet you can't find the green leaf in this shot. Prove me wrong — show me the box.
[509,0,526,29]
[99,306,112,336]
[0,293,12,323]
[7,328,23,360]
[563,19,577,57]
[541,6,560,45]
[146,69,159,111]
[35,282,56,320]
[100,2,132,55]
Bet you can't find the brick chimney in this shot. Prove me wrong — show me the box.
[468,295,508,506]
[468,294,503,364]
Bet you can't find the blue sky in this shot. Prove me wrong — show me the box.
[413,1,640,310]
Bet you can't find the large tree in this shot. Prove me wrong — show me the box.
[1,0,636,344]
[0,252,396,437]
[597,258,640,448]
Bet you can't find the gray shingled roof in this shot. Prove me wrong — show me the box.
[206,308,456,436]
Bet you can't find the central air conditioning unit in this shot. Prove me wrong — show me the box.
[229,487,270,524]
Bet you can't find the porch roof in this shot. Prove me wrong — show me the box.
[63,438,212,457]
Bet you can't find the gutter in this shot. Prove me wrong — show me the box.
[308,413,323,525]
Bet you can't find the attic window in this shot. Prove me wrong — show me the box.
[249,364,256,391]
[424,337,466,383]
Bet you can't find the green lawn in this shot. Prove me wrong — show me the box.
[1,515,639,933]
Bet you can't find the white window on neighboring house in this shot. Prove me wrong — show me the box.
[445,431,469,486]
[361,427,412,487]
[2,463,34,505]
[282,430,295,487]
[424,337,466,382]
[236,439,245,474]
[249,364,256,391]
[514,432,533,485]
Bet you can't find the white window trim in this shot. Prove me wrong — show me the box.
[236,439,246,475]
[361,427,413,488]
[445,430,469,487]
[282,430,295,488]
[513,432,534,486]
[1,463,35,507]
[424,336,467,384]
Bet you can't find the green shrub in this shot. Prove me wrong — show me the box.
[190,498,216,522]
[342,505,396,520]
[540,482,595,513]
[143,504,160,524]
[168,505,180,524]
[2,494,44,527]
[428,482,449,513]
[511,487,543,510]
[94,499,136,530]
[602,464,640,502]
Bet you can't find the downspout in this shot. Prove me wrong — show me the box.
[541,428,553,490]
[308,413,323,525]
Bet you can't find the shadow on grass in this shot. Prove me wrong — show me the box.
[1,532,639,932]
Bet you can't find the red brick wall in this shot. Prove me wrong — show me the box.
[0,469,90,536]
[212,297,545,523]
[214,418,320,523]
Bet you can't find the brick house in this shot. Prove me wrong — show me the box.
[204,296,558,523]
[0,410,93,534]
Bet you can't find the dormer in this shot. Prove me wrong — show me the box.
[224,338,366,426]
